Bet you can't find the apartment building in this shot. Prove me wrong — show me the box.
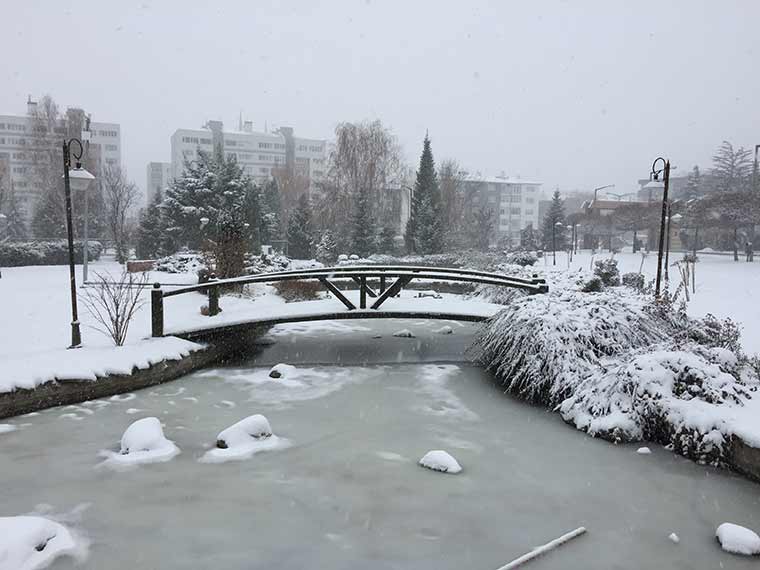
[462,175,542,246]
[0,98,121,231]
[145,162,172,205]
[169,120,328,187]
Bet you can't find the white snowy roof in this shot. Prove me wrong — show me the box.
[465,175,542,186]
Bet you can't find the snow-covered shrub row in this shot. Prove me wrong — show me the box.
[153,252,207,274]
[504,251,538,267]
[621,272,645,290]
[0,240,102,267]
[593,258,620,286]
[472,288,759,466]
[153,251,322,276]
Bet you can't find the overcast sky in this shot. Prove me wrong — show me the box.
[2,0,759,199]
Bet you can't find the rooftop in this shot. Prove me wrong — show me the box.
[464,174,542,186]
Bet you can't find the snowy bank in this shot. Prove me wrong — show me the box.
[98,417,179,469]
[0,515,87,570]
[0,337,204,394]
[473,288,760,469]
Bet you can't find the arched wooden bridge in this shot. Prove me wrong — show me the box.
[150,265,548,341]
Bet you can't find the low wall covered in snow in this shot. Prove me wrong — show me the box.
[0,330,263,419]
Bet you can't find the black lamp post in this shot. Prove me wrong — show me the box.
[552,221,563,266]
[62,138,95,348]
[645,157,671,299]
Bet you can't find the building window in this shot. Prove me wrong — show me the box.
[298,145,307,152]
[226,140,237,147]
[274,143,285,150]
[105,144,118,151]
[510,207,521,215]
[258,142,272,149]
[525,209,534,215]
[525,197,535,204]
[308,145,323,153]
[98,130,118,137]
[259,167,269,173]
[200,138,212,145]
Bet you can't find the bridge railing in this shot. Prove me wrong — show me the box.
[150,265,548,337]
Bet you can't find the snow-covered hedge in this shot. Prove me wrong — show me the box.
[0,240,102,267]
[153,251,322,276]
[472,288,759,466]
[504,251,538,267]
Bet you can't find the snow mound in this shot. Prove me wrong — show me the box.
[393,329,415,338]
[433,325,453,335]
[216,414,272,448]
[716,523,760,555]
[98,417,179,469]
[637,447,651,455]
[419,450,462,474]
[0,516,87,570]
[668,533,680,544]
[201,414,290,463]
[415,290,442,299]
[269,363,297,379]
[0,423,18,434]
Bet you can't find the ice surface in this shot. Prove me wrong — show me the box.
[0,515,87,570]
[715,523,760,555]
[0,423,18,434]
[97,417,179,469]
[419,450,462,474]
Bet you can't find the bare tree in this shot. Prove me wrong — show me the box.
[81,271,149,346]
[712,140,753,193]
[102,165,138,263]
[438,159,468,237]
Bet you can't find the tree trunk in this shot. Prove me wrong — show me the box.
[733,227,739,261]
[632,229,638,253]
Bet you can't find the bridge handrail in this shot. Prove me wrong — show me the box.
[161,266,545,298]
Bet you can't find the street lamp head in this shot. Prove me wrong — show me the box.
[670,213,683,222]
[65,165,95,192]
[555,221,564,227]
[643,178,664,190]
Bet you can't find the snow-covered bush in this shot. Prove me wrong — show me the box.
[593,258,620,286]
[473,288,758,467]
[621,272,645,290]
[581,276,604,292]
[0,240,102,267]
[153,252,207,274]
[474,290,669,406]
[272,280,321,302]
[504,251,538,267]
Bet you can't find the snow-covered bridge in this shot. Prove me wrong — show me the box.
[150,265,548,342]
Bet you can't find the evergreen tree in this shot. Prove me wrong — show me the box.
[519,223,539,250]
[286,193,313,259]
[351,185,375,257]
[683,165,703,201]
[712,141,752,192]
[162,150,258,251]
[135,190,166,259]
[315,229,338,264]
[542,190,567,250]
[377,225,396,254]
[260,178,282,244]
[406,134,443,254]
[2,186,27,239]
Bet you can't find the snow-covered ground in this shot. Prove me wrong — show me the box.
[546,250,760,353]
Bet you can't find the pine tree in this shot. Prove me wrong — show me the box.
[683,165,702,201]
[2,185,27,239]
[315,229,338,264]
[406,134,443,254]
[351,186,375,257]
[135,190,166,259]
[542,190,567,250]
[260,178,282,244]
[377,225,396,254]
[287,193,313,259]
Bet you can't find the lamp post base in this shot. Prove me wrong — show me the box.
[69,321,82,349]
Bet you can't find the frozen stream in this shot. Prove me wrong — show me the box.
[1,319,759,569]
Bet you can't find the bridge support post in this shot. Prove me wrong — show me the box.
[208,274,220,316]
[359,276,367,308]
[151,283,164,337]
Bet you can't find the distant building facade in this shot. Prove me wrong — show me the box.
[145,162,172,206]
[462,175,541,246]
[169,120,328,187]
[0,98,121,231]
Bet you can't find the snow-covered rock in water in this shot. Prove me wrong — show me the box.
[349,254,359,260]
[433,325,453,335]
[98,417,179,469]
[716,523,760,555]
[419,450,462,474]
[216,414,272,448]
[636,446,651,455]
[393,329,415,338]
[269,363,297,379]
[201,414,290,463]
[337,254,348,262]
[0,515,87,570]
[668,533,680,544]
[415,290,442,299]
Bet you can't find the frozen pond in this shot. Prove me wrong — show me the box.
[1,319,759,569]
